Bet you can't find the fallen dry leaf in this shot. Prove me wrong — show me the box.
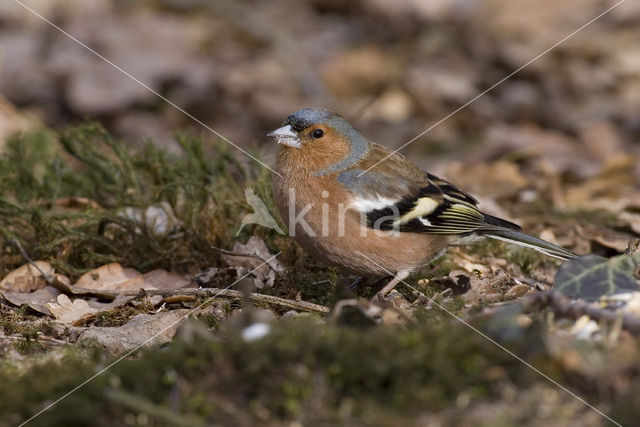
[85,294,134,311]
[74,263,142,291]
[0,261,55,293]
[46,294,98,324]
[116,269,192,291]
[73,263,190,292]
[222,236,284,289]
[0,286,61,315]
[577,224,632,255]
[619,212,640,235]
[78,309,190,356]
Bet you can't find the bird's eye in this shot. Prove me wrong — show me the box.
[312,128,324,139]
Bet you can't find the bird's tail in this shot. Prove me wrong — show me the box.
[484,229,578,261]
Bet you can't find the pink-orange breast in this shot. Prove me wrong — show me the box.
[273,172,448,277]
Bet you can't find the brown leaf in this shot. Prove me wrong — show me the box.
[74,263,142,291]
[222,236,284,289]
[85,294,134,311]
[78,309,190,356]
[115,269,192,291]
[46,294,98,324]
[619,212,640,235]
[73,264,191,295]
[0,261,55,293]
[0,286,61,315]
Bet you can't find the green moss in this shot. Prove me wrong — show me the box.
[0,318,536,425]
[3,315,632,426]
[0,124,289,282]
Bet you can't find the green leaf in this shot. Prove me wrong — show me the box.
[554,254,639,301]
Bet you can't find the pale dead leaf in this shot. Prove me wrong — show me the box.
[46,294,98,324]
[448,252,490,275]
[85,294,134,311]
[74,263,142,291]
[0,286,60,315]
[578,224,632,254]
[591,234,630,254]
[0,261,55,292]
[78,309,190,356]
[222,236,284,289]
[119,202,180,237]
[116,269,191,291]
[619,212,640,235]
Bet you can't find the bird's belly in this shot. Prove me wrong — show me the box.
[283,202,448,276]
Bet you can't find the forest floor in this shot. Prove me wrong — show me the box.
[0,125,639,426]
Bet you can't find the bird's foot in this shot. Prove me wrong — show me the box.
[370,271,410,302]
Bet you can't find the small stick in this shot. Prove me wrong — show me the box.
[68,287,330,314]
[10,239,53,283]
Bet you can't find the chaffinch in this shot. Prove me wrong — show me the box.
[269,108,577,295]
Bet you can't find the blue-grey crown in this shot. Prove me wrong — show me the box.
[284,108,336,132]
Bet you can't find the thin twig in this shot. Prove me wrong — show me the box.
[10,238,53,283]
[68,287,329,314]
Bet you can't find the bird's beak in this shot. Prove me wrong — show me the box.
[267,125,301,149]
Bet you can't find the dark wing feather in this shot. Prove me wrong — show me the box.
[338,167,577,260]
[366,172,521,234]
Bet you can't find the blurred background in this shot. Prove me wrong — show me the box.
[0,0,638,178]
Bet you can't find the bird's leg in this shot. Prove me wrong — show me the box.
[376,271,410,298]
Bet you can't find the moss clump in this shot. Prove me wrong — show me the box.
[0,124,285,280]
[0,317,550,426]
